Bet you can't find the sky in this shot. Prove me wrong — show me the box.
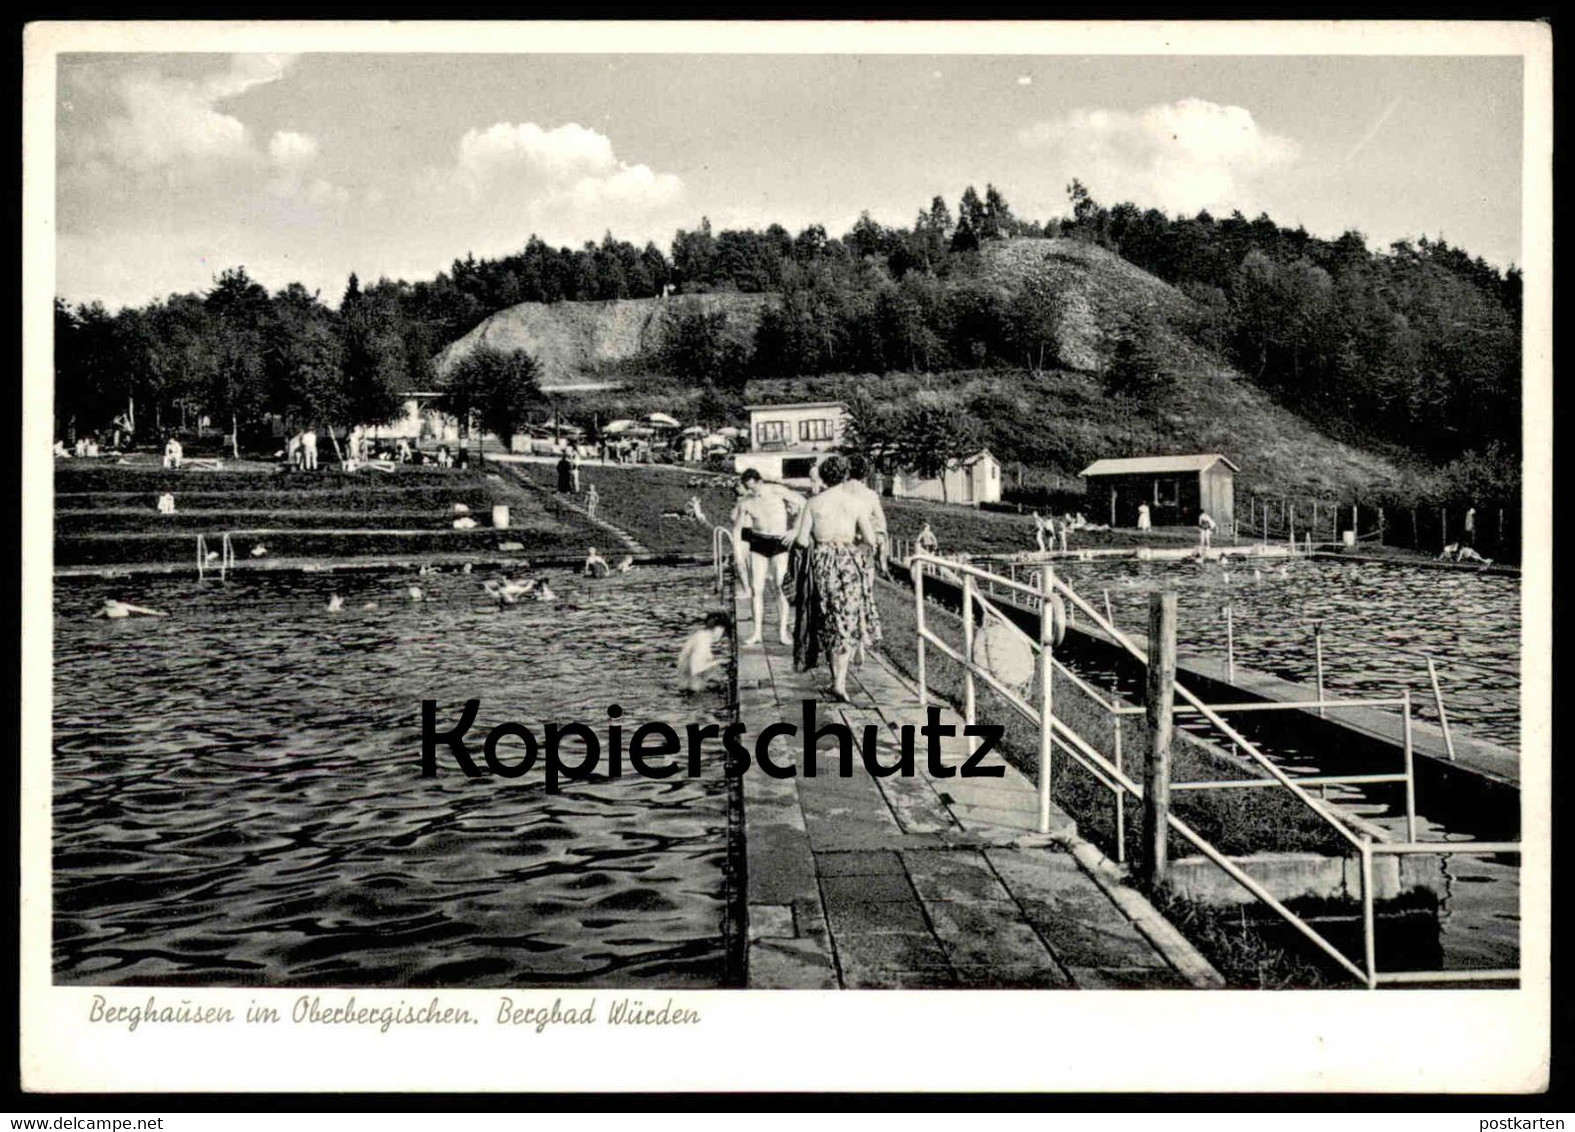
[54,51,1524,311]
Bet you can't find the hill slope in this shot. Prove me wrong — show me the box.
[433,292,767,387]
[433,237,1436,501]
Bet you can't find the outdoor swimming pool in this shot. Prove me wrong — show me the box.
[1047,556,1521,749]
[52,565,734,988]
[1035,557,1521,977]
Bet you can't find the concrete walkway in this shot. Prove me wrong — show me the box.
[735,596,1223,990]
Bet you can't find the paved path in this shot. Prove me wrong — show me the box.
[734,593,1222,990]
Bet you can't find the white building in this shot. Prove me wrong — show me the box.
[890,449,1002,506]
[732,400,846,486]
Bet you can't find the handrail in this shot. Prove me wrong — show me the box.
[903,551,1515,987]
[924,551,1367,851]
[711,525,734,595]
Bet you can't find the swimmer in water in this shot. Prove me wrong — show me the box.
[95,598,166,619]
[408,586,424,601]
[483,574,532,605]
[531,577,556,602]
[361,601,379,611]
[583,547,610,578]
[677,611,731,691]
[615,555,635,573]
[327,594,344,612]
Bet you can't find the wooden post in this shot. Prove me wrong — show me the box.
[1352,503,1359,540]
[961,574,977,727]
[1143,591,1177,892]
[1441,508,1448,547]
[1037,565,1057,834]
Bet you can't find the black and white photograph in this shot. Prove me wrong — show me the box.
[19,20,1551,1094]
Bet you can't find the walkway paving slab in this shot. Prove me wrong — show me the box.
[735,590,1222,990]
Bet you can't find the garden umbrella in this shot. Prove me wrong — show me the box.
[647,412,681,428]
[680,425,708,436]
[604,419,639,434]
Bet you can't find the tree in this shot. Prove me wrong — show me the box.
[1102,313,1172,405]
[660,301,749,386]
[436,345,544,446]
[204,267,274,456]
[339,287,408,432]
[1007,276,1064,373]
[266,283,346,431]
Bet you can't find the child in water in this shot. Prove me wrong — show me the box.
[677,611,731,692]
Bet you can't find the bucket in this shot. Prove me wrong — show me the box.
[492,504,510,530]
[1342,530,1356,547]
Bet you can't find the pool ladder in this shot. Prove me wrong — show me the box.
[196,533,236,581]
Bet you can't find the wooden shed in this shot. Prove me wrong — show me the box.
[1080,454,1239,529]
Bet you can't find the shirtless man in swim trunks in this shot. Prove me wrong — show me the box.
[731,468,805,646]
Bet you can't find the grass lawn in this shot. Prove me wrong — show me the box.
[53,461,608,568]
[504,461,737,555]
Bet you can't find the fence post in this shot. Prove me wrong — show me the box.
[1402,689,1417,843]
[1426,657,1456,761]
[1314,622,1326,718]
[1037,564,1056,835]
[961,573,977,727]
[1360,836,1378,989]
[1225,602,1235,683]
[1113,715,1125,866]
[1143,591,1177,892]
[1441,508,1448,547]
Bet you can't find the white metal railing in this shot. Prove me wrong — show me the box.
[712,525,734,595]
[903,552,1519,988]
[196,532,237,581]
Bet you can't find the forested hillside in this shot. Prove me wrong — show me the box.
[54,182,1520,504]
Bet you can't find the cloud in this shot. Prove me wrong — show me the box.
[268,130,318,168]
[66,54,299,177]
[265,129,349,207]
[1018,98,1299,215]
[1017,75,1033,86]
[439,121,682,209]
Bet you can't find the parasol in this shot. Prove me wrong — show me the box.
[647,412,681,428]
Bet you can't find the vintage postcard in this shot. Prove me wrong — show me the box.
[19,20,1552,1095]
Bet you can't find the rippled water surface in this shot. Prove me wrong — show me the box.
[53,566,733,988]
[1044,557,1521,748]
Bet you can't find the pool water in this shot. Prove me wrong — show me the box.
[1046,557,1521,749]
[52,565,734,988]
[1036,560,1521,978]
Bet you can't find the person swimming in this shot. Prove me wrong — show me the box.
[483,574,533,605]
[531,577,556,601]
[615,555,635,573]
[326,594,344,612]
[677,611,731,692]
[583,547,610,578]
[95,598,166,619]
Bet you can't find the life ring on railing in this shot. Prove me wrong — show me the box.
[1046,593,1068,647]
[1023,571,1068,647]
[972,617,1036,689]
